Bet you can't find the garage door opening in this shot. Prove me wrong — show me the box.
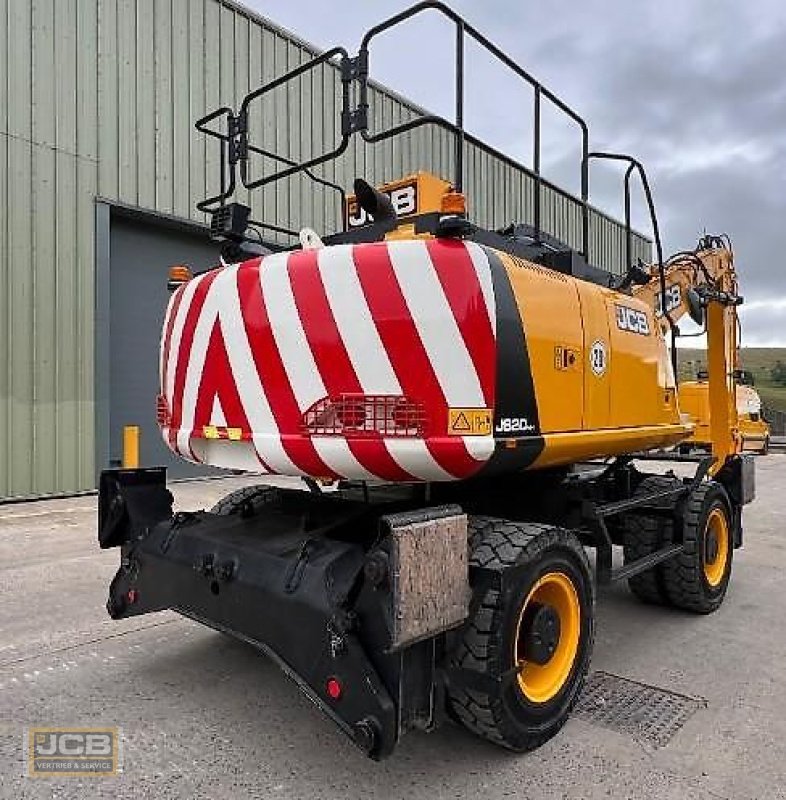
[97,205,224,480]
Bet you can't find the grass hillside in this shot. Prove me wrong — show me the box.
[757,385,786,412]
[678,347,786,413]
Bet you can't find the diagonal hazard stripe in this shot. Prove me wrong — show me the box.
[236,255,338,479]
[388,240,486,408]
[169,270,220,458]
[175,264,295,473]
[210,264,301,474]
[163,281,201,460]
[289,247,417,482]
[353,242,485,479]
[261,251,378,480]
[191,319,256,457]
[317,245,455,481]
[164,278,200,405]
[467,241,497,334]
[160,284,185,397]
[426,238,496,408]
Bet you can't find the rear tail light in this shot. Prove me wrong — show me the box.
[325,676,343,701]
[156,394,171,427]
[302,395,426,438]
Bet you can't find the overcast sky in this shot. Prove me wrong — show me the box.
[245,0,786,346]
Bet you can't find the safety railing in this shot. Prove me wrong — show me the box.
[194,1,663,265]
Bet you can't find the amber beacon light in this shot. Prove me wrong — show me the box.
[167,264,193,292]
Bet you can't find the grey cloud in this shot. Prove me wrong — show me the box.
[739,302,786,348]
[244,0,786,342]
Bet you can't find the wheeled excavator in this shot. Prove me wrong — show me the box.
[97,2,755,759]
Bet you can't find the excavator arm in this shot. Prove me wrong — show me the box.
[633,236,743,471]
[634,238,739,331]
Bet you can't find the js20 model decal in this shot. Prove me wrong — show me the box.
[495,417,537,435]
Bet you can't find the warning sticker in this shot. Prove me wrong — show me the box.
[202,426,243,441]
[448,408,493,436]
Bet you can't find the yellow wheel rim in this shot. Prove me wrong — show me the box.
[703,507,729,587]
[514,571,581,704]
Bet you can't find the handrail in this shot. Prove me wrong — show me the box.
[194,47,352,227]
[194,107,237,213]
[193,2,662,270]
[357,0,590,256]
[241,46,352,191]
[587,151,677,379]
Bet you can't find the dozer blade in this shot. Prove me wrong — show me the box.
[98,469,397,758]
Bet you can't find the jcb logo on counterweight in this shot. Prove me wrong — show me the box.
[346,183,418,227]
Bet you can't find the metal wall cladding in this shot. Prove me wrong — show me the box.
[0,0,650,498]
[0,0,99,499]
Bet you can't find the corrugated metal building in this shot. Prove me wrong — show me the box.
[0,0,650,499]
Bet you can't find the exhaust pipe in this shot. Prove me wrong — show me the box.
[353,178,398,224]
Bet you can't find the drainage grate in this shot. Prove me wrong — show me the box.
[574,671,707,748]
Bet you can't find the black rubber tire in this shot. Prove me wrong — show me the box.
[622,474,683,605]
[447,517,594,752]
[761,437,769,456]
[661,481,733,614]
[210,484,280,515]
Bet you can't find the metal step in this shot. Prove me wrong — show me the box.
[592,486,687,519]
[612,543,684,582]
[631,451,709,463]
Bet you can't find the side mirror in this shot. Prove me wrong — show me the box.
[686,288,705,326]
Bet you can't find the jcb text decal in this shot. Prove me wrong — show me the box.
[346,183,418,227]
[615,304,650,336]
[654,284,681,318]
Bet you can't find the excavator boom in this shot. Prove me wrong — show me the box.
[633,237,743,469]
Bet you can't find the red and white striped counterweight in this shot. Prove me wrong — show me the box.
[158,238,497,482]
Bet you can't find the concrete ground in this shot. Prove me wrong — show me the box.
[1,459,785,800]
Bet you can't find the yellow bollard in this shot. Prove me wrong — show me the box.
[122,425,140,469]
